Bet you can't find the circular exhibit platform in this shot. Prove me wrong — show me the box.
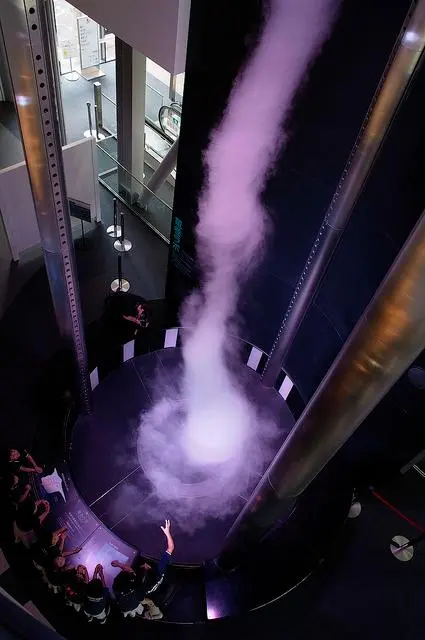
[70,346,296,565]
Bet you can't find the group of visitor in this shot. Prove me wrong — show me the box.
[1,447,174,624]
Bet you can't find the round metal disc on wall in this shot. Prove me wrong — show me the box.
[390,535,414,561]
[114,238,132,252]
[111,278,130,293]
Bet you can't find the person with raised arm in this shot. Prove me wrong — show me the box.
[111,519,175,620]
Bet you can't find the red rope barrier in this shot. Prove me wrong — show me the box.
[371,490,425,533]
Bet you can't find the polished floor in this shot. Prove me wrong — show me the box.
[0,184,169,457]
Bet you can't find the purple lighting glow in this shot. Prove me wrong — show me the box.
[138,0,338,531]
[207,605,222,620]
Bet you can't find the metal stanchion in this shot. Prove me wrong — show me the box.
[65,57,79,82]
[107,198,122,237]
[93,82,103,128]
[94,103,105,141]
[391,530,425,561]
[390,535,415,561]
[111,254,130,292]
[75,218,93,251]
[169,73,177,102]
[114,212,132,252]
[84,102,96,138]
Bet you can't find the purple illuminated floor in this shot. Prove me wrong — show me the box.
[70,348,295,565]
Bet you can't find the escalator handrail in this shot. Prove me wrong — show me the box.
[158,104,181,138]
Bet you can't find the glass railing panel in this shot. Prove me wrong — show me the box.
[97,135,117,174]
[101,92,117,137]
[97,145,172,242]
[97,93,171,163]
[145,124,172,161]
[145,84,164,124]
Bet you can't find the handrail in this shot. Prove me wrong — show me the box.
[146,116,175,145]
[158,104,181,138]
[101,91,116,105]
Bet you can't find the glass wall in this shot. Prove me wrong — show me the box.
[52,0,185,241]
[54,0,116,76]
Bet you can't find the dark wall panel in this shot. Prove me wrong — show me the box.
[166,0,264,311]
[167,0,421,400]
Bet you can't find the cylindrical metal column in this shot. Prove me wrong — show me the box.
[262,0,425,387]
[145,137,179,196]
[1,0,91,412]
[219,207,425,568]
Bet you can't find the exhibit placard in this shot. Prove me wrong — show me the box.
[77,16,100,69]
[61,38,78,60]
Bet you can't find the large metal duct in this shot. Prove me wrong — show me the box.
[1,0,91,412]
[219,204,425,568]
[262,0,425,387]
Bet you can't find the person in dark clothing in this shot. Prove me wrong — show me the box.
[83,564,110,624]
[13,497,50,547]
[64,565,89,612]
[122,303,150,337]
[32,528,81,579]
[37,527,80,562]
[111,560,163,620]
[6,474,31,506]
[44,560,77,595]
[5,449,43,475]
[111,566,144,618]
[145,519,174,597]
[111,519,175,620]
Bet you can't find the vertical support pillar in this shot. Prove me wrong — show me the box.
[219,207,425,569]
[1,0,91,412]
[169,73,178,102]
[116,37,146,204]
[261,0,425,387]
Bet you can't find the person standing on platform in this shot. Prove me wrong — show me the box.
[146,519,175,595]
[111,562,145,618]
[83,564,110,624]
[6,474,31,506]
[5,449,43,475]
[64,565,89,612]
[13,496,50,547]
[111,519,175,619]
[122,303,150,337]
